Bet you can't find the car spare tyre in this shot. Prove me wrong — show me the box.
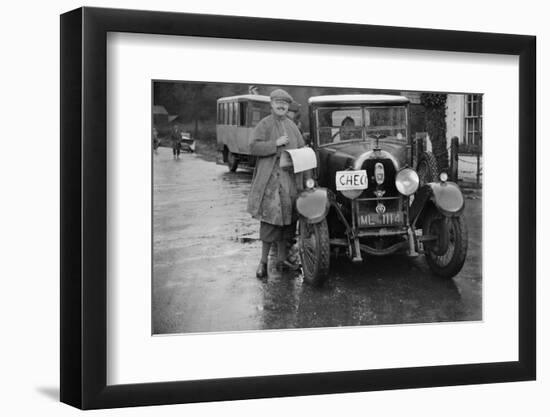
[416,151,439,185]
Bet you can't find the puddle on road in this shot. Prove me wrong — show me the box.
[235,235,258,244]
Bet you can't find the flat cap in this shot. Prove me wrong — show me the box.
[270,88,293,103]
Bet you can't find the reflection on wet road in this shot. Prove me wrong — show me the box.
[153,148,482,334]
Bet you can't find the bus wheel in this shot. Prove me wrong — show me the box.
[227,151,239,172]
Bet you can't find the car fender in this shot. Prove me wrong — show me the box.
[296,188,330,224]
[410,182,465,224]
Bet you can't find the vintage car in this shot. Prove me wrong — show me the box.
[296,94,467,286]
[179,132,196,153]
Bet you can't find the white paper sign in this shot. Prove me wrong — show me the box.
[336,170,368,190]
[279,147,317,172]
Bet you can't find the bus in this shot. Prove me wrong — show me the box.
[216,94,271,171]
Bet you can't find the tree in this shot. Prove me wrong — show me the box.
[154,82,239,138]
[420,93,448,170]
[171,83,220,138]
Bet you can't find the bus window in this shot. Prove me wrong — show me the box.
[224,103,229,125]
[231,102,236,126]
[250,102,271,126]
[239,102,247,126]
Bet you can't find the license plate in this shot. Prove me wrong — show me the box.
[335,170,368,191]
[358,211,402,227]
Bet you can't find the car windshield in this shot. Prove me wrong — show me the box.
[316,106,407,145]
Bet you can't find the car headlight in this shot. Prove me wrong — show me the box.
[305,178,315,189]
[395,168,419,196]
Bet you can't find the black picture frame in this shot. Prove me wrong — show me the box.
[60,6,536,410]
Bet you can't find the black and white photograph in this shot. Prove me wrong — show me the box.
[1,0,545,413]
[152,81,483,335]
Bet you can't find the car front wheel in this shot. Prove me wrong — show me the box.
[299,218,330,286]
[423,209,468,279]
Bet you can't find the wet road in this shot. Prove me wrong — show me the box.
[153,147,482,334]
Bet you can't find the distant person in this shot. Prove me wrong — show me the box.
[171,126,182,159]
[152,127,160,153]
[287,102,303,134]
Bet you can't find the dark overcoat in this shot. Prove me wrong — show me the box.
[247,114,305,221]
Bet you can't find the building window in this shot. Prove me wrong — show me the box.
[465,94,482,146]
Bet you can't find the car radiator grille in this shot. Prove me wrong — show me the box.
[357,197,402,213]
[359,158,399,198]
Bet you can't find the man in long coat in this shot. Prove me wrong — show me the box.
[247,89,306,278]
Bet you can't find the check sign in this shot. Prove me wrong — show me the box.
[336,170,368,191]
